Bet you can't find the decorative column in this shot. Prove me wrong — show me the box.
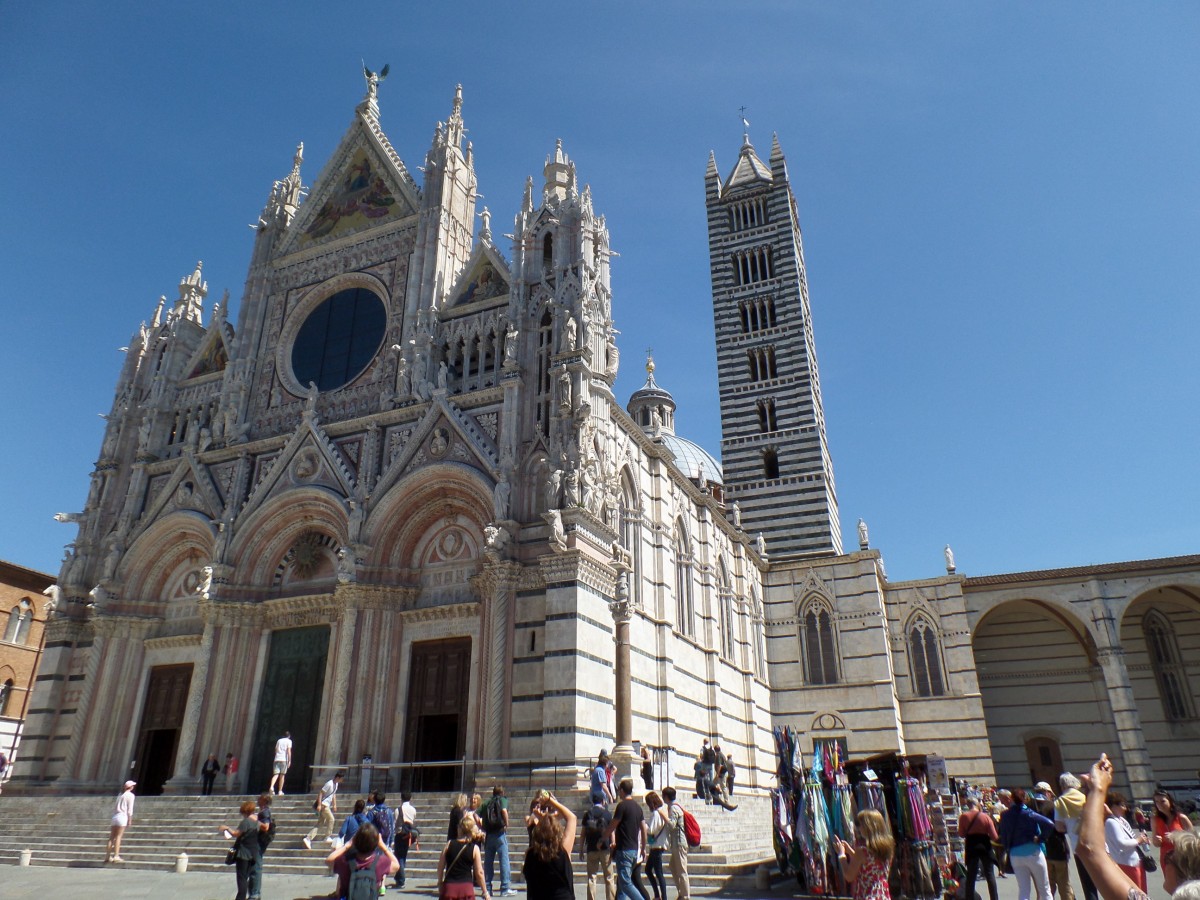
[610,568,635,770]
[1096,645,1155,798]
[479,560,519,761]
[322,593,358,767]
[57,624,105,786]
[163,611,216,794]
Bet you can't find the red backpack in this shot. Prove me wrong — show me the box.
[680,806,701,848]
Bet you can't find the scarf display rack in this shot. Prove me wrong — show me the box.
[772,736,954,899]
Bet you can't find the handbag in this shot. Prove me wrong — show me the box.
[1138,842,1158,873]
[225,835,239,865]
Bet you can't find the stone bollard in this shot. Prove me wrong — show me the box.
[175,851,188,874]
[19,848,32,866]
[755,864,771,891]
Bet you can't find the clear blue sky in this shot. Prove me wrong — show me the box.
[2,2,1197,582]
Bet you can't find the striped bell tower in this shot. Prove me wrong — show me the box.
[706,131,842,558]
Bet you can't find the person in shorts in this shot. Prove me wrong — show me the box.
[269,731,291,795]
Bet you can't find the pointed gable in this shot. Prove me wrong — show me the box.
[182,322,233,380]
[447,243,511,309]
[277,114,421,257]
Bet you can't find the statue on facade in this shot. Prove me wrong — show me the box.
[561,316,577,353]
[558,370,572,411]
[731,502,742,528]
[197,426,212,453]
[437,361,449,391]
[944,544,956,574]
[336,546,356,584]
[605,335,620,380]
[484,523,511,557]
[137,415,154,452]
[101,533,124,581]
[544,468,563,510]
[196,565,214,599]
[493,476,511,520]
[304,382,320,417]
[395,354,411,399]
[362,63,389,103]
[563,466,580,508]
[348,493,367,543]
[42,584,60,619]
[756,533,767,558]
[544,509,567,552]
[54,512,84,525]
[503,322,519,367]
[858,518,870,550]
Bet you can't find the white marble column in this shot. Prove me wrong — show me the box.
[163,619,215,793]
[57,629,106,786]
[481,562,518,761]
[323,604,358,767]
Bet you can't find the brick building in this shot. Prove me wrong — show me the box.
[0,560,54,767]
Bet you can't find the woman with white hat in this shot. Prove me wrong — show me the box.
[107,779,136,863]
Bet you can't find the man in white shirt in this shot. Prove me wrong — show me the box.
[393,790,419,889]
[269,731,292,796]
[302,771,343,849]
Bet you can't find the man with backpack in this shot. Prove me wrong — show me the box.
[482,785,516,896]
[254,793,275,900]
[303,770,344,849]
[582,796,616,900]
[393,790,418,889]
[368,791,394,854]
[326,821,400,900]
[605,778,647,900]
[663,786,692,900]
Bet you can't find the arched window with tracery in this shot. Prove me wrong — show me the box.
[750,589,767,677]
[800,598,838,685]
[3,599,32,645]
[535,305,553,437]
[619,469,641,609]
[1143,610,1196,720]
[717,560,735,660]
[673,519,695,638]
[908,615,946,697]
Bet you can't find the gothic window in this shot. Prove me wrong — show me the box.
[762,447,780,479]
[3,599,31,645]
[619,469,641,609]
[542,233,554,271]
[908,616,946,697]
[673,520,695,638]
[756,398,777,433]
[800,600,838,685]
[535,307,554,438]
[751,589,767,678]
[718,561,735,660]
[0,679,12,716]
[1143,611,1196,720]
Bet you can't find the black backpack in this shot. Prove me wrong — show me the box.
[486,799,504,832]
[259,812,276,850]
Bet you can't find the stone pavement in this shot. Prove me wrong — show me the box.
[0,861,1178,900]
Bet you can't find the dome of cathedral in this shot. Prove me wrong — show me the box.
[659,432,723,485]
[626,354,723,485]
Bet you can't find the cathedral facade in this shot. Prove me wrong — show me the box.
[17,80,1200,800]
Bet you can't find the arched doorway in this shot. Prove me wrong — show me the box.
[972,600,1118,787]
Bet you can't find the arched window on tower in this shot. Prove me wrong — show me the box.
[673,520,695,638]
[542,233,554,272]
[762,447,779,479]
[0,679,12,716]
[908,616,946,697]
[800,599,838,685]
[1143,611,1196,720]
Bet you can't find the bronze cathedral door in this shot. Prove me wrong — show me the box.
[248,625,330,794]
[133,664,193,795]
[403,638,471,792]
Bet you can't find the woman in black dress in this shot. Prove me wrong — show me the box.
[522,792,578,900]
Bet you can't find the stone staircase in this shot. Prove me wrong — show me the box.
[0,788,775,891]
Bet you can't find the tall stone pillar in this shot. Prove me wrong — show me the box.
[57,627,105,787]
[479,560,519,761]
[323,598,358,767]
[163,614,215,794]
[610,570,635,772]
[1096,645,1155,798]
